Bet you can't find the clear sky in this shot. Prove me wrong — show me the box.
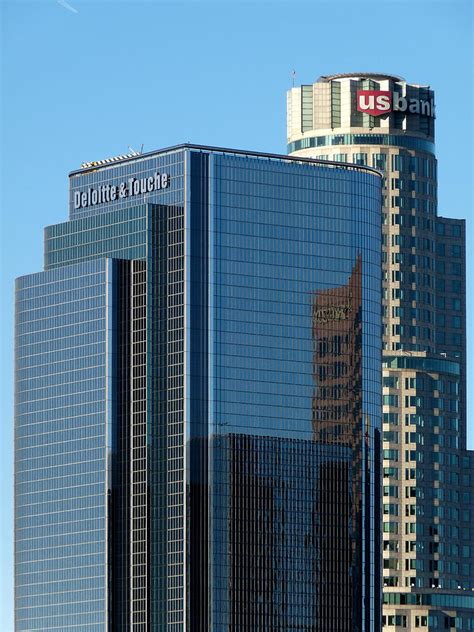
[0,0,472,627]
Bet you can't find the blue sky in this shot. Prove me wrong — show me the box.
[0,0,472,627]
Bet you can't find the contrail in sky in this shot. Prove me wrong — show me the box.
[57,0,79,14]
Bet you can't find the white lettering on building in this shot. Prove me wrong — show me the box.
[74,171,170,210]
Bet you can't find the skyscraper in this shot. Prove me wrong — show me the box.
[287,73,474,630]
[15,144,382,631]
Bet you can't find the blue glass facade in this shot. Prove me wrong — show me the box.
[15,259,112,631]
[205,153,382,631]
[15,145,382,631]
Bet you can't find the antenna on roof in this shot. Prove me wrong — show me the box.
[291,69,296,87]
[128,145,144,156]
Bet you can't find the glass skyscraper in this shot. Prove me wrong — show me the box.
[287,73,474,630]
[15,144,382,631]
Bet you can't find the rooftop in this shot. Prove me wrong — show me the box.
[70,143,383,178]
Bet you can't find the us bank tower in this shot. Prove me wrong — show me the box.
[287,73,473,629]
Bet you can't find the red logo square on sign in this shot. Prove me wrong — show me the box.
[357,90,392,116]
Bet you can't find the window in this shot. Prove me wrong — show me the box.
[383,376,399,388]
[451,244,461,257]
[405,377,424,390]
[406,396,424,407]
[383,577,399,587]
[392,154,411,172]
[353,153,367,165]
[384,615,407,627]
[415,616,428,627]
[383,467,399,479]
[452,280,461,293]
[383,558,399,569]
[301,84,314,131]
[372,153,387,170]
[384,395,399,406]
[383,540,399,551]
[383,413,399,425]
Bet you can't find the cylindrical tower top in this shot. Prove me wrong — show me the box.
[287,72,436,149]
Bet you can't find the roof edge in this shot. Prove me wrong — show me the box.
[69,143,382,178]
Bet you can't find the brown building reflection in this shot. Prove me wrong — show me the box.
[312,256,363,445]
[311,256,365,631]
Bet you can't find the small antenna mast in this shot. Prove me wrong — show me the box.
[291,69,296,87]
[128,145,144,156]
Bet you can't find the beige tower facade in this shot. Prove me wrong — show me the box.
[288,74,473,631]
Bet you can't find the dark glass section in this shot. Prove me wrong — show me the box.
[148,204,170,631]
[188,152,210,632]
[129,260,149,627]
[433,217,466,448]
[212,434,354,631]
[111,259,132,630]
[109,259,148,630]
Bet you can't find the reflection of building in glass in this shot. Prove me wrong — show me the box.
[312,256,362,446]
[288,74,473,629]
[14,144,382,631]
[311,256,379,630]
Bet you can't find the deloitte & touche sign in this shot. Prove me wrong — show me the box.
[74,171,170,210]
[356,90,435,118]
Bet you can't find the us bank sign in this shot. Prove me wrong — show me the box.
[356,90,435,118]
[74,171,170,210]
